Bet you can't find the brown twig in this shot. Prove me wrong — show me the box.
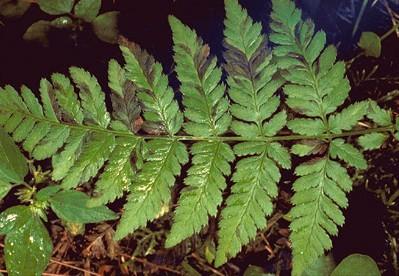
[190,253,225,276]
[120,253,182,274]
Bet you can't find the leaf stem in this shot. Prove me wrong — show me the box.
[2,109,395,143]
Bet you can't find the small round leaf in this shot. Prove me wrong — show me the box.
[74,0,101,22]
[23,20,51,46]
[358,32,381,58]
[331,254,381,276]
[92,11,119,44]
[37,0,74,15]
[0,0,31,18]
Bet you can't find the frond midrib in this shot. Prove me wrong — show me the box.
[1,107,394,142]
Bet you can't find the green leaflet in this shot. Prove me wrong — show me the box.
[52,129,87,181]
[290,158,350,276]
[88,137,137,207]
[166,141,234,247]
[328,101,369,134]
[288,119,326,136]
[330,139,367,170]
[169,16,231,137]
[51,73,84,124]
[358,133,387,150]
[115,139,188,240]
[216,143,285,266]
[270,0,371,274]
[1,206,52,276]
[61,132,116,189]
[367,100,393,126]
[271,0,350,119]
[107,60,142,133]
[119,38,183,135]
[224,0,284,138]
[50,190,118,223]
[69,67,110,128]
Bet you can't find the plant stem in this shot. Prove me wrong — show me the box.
[2,109,395,143]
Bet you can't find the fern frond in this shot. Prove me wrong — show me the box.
[214,0,290,266]
[216,141,288,266]
[169,16,231,137]
[166,16,234,247]
[88,137,137,207]
[357,100,393,150]
[270,0,368,274]
[115,139,188,240]
[119,37,183,135]
[290,157,351,275]
[166,141,234,247]
[0,68,140,193]
[69,67,110,128]
[328,101,369,134]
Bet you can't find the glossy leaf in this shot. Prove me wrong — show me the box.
[50,190,118,223]
[3,206,52,276]
[0,127,27,184]
[0,179,12,201]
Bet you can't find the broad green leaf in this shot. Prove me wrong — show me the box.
[37,0,73,15]
[330,139,367,169]
[331,254,380,276]
[358,133,387,150]
[367,101,392,126]
[288,118,326,136]
[358,32,381,58]
[3,206,52,276]
[302,254,336,276]
[69,67,110,128]
[22,20,51,46]
[0,179,12,201]
[291,143,320,157]
[119,38,183,135]
[35,186,61,202]
[0,206,31,235]
[169,15,231,137]
[115,139,188,240]
[166,141,234,247]
[60,133,115,189]
[92,11,119,44]
[0,127,28,183]
[74,0,101,22]
[88,137,137,207]
[216,145,281,266]
[50,190,118,223]
[243,265,272,276]
[0,0,30,18]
